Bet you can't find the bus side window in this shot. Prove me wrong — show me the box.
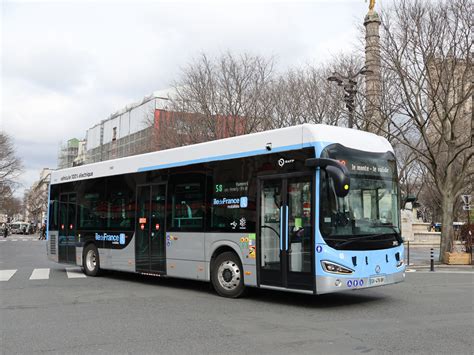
[77,179,106,230]
[106,176,135,229]
[48,185,61,230]
[48,200,59,230]
[168,174,205,232]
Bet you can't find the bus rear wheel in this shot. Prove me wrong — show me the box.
[83,244,101,276]
[211,252,246,298]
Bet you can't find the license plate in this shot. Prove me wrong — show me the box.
[369,275,386,286]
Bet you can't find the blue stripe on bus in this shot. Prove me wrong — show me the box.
[46,183,51,241]
[314,142,332,246]
[137,142,330,172]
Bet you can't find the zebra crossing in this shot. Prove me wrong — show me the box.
[0,236,44,242]
[0,267,87,281]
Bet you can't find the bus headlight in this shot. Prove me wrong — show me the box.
[321,261,354,274]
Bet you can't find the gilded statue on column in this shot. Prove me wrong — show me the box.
[367,0,376,11]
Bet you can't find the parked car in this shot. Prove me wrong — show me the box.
[432,222,465,233]
[9,222,30,235]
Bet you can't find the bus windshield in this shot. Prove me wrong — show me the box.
[319,144,402,250]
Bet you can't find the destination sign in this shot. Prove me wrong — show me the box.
[338,158,394,177]
[213,181,249,209]
[214,181,248,195]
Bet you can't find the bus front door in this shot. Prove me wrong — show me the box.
[258,175,314,291]
[58,193,77,264]
[135,184,167,273]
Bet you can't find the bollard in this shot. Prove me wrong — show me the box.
[430,248,434,272]
[407,241,410,266]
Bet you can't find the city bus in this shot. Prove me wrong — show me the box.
[46,124,405,297]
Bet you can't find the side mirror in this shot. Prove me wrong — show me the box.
[305,158,350,197]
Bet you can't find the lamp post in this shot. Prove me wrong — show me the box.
[327,67,373,129]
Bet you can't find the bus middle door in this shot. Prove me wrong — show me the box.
[135,184,167,273]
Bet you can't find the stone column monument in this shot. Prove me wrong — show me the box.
[364,0,384,135]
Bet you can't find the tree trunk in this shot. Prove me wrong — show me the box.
[439,193,455,262]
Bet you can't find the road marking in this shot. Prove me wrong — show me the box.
[410,270,474,274]
[0,238,41,242]
[66,268,87,278]
[29,268,50,280]
[0,269,17,281]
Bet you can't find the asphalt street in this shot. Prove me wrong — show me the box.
[1,234,473,354]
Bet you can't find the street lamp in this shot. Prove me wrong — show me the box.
[327,67,373,128]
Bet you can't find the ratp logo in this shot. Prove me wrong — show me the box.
[278,158,295,167]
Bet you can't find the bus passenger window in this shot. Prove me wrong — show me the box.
[169,178,205,231]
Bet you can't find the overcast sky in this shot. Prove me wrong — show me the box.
[1,0,393,197]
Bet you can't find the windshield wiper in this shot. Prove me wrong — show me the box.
[334,233,397,248]
[323,235,355,241]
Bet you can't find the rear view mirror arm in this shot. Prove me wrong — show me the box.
[305,158,349,175]
[305,158,350,197]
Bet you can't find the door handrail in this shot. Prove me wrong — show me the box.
[280,207,283,251]
[285,205,289,251]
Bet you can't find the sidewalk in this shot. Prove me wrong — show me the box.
[404,244,474,272]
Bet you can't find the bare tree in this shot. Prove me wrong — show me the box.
[158,53,349,146]
[266,64,346,129]
[394,144,424,204]
[303,64,346,126]
[267,69,307,128]
[0,132,23,211]
[24,174,50,224]
[2,196,22,219]
[373,0,473,260]
[170,52,275,144]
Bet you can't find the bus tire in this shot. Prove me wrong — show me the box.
[211,251,246,298]
[83,244,101,276]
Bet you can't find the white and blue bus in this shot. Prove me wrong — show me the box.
[47,124,405,297]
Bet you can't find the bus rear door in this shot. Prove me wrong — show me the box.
[58,192,77,264]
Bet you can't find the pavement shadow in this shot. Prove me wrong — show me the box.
[99,269,387,308]
[100,269,214,294]
[247,288,387,308]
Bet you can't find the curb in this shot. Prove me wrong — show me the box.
[405,265,474,273]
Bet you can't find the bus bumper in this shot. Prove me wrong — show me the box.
[315,269,406,295]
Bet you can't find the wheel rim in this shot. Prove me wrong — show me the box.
[217,260,241,291]
[86,249,96,271]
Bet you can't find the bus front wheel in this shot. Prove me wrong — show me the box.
[211,252,246,298]
[83,244,101,276]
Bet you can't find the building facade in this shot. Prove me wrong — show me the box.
[24,168,52,226]
[57,89,247,168]
[83,90,246,165]
[427,55,472,142]
[85,91,173,164]
[58,138,84,169]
